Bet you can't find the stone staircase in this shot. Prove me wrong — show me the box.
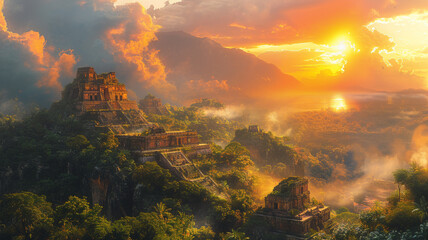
[121,110,148,125]
[158,151,223,196]
[108,125,127,134]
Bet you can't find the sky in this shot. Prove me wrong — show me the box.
[0,0,428,110]
[115,0,182,9]
[149,0,428,91]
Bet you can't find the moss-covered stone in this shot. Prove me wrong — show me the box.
[269,176,307,197]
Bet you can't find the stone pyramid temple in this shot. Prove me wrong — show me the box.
[62,67,151,133]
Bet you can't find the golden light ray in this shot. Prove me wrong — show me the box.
[241,34,358,84]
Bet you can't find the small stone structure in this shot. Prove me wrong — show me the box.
[257,177,330,238]
[139,94,169,115]
[265,177,310,212]
[248,125,260,133]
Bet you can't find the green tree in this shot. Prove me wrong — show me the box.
[133,161,173,191]
[359,203,385,231]
[53,196,110,240]
[393,165,428,202]
[219,142,250,168]
[393,168,409,201]
[154,202,171,220]
[386,201,422,231]
[230,190,255,215]
[0,192,53,240]
[413,196,428,222]
[66,135,90,150]
[223,229,249,240]
[54,196,97,226]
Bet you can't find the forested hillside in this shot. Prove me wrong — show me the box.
[1,98,428,239]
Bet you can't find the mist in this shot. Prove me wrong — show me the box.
[210,91,428,211]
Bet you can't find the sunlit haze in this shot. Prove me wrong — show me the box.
[1,1,428,239]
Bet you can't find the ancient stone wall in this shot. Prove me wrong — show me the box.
[117,131,200,151]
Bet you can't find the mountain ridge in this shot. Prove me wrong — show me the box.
[150,31,300,102]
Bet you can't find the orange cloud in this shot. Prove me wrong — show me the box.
[103,2,173,94]
[229,23,255,30]
[0,0,77,95]
[37,50,77,89]
[0,0,6,31]
[311,28,425,91]
[334,53,425,92]
[1,0,174,105]
[253,27,425,92]
[2,0,426,106]
[153,0,428,47]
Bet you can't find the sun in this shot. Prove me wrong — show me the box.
[329,33,357,54]
[331,95,347,112]
[318,35,357,73]
[331,36,354,55]
[335,41,348,52]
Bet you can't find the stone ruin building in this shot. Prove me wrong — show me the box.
[257,177,330,239]
[139,94,169,115]
[248,125,260,133]
[63,67,150,133]
[118,130,199,151]
[116,127,217,195]
[71,67,134,109]
[63,67,222,203]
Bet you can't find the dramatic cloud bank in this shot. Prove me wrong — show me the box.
[1,0,427,110]
[318,28,425,92]
[0,0,167,107]
[151,0,428,92]
[152,0,428,47]
[0,0,77,105]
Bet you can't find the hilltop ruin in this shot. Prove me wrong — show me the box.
[62,67,151,133]
[257,177,330,238]
[62,67,222,204]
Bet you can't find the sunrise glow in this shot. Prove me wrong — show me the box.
[2,1,428,238]
[330,35,355,54]
[331,96,347,112]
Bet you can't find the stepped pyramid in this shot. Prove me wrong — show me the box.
[62,67,151,133]
[62,67,224,198]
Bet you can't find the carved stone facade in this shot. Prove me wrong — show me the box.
[65,67,139,112]
[265,178,310,212]
[117,131,199,151]
[257,177,330,238]
[63,67,150,133]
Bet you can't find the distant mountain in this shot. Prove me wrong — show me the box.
[150,31,300,103]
